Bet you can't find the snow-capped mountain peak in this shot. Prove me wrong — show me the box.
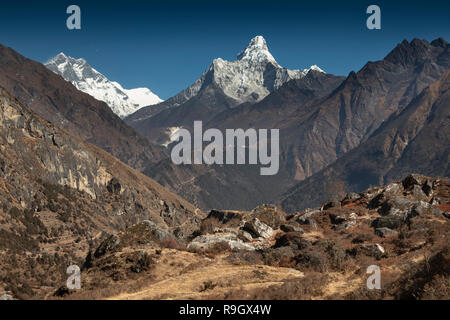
[237,36,278,65]
[45,53,163,118]
[203,36,326,103]
[153,36,327,109]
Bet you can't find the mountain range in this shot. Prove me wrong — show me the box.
[125,36,326,145]
[0,34,448,300]
[0,36,448,212]
[127,36,450,211]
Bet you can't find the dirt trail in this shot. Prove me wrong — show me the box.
[106,261,304,300]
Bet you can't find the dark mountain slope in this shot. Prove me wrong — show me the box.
[0,44,166,171]
[281,69,450,212]
[0,84,202,297]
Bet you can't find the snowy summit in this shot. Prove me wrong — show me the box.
[45,53,163,118]
[162,36,326,107]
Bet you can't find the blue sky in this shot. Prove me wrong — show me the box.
[0,0,449,99]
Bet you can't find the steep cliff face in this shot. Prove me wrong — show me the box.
[0,44,166,171]
[0,85,203,298]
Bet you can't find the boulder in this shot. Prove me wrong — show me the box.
[402,174,427,190]
[422,180,433,196]
[94,234,120,258]
[412,185,428,201]
[206,209,244,225]
[383,182,403,196]
[187,234,255,252]
[295,210,320,225]
[375,227,399,237]
[249,204,285,229]
[430,197,441,205]
[378,197,417,216]
[372,215,404,229]
[329,213,347,225]
[280,223,305,234]
[243,218,273,239]
[322,199,341,210]
[0,293,14,300]
[274,232,310,250]
[237,230,253,242]
[333,220,357,231]
[359,243,386,258]
[408,201,431,219]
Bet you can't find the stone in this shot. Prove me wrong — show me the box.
[206,209,244,225]
[412,185,427,201]
[430,197,441,206]
[402,174,427,190]
[280,224,305,234]
[329,213,347,224]
[372,215,404,229]
[359,243,385,258]
[408,201,431,219]
[187,234,255,252]
[0,293,14,300]
[237,230,253,242]
[94,234,120,258]
[322,199,341,210]
[249,204,285,229]
[106,178,121,195]
[422,180,433,196]
[333,220,356,230]
[274,232,310,250]
[141,220,156,229]
[378,197,418,216]
[375,227,399,237]
[243,218,273,239]
[383,182,403,195]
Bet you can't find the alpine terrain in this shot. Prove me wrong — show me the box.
[45,53,163,118]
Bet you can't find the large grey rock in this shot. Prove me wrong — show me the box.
[378,197,418,216]
[0,293,14,300]
[187,234,255,252]
[243,218,273,239]
[412,185,428,201]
